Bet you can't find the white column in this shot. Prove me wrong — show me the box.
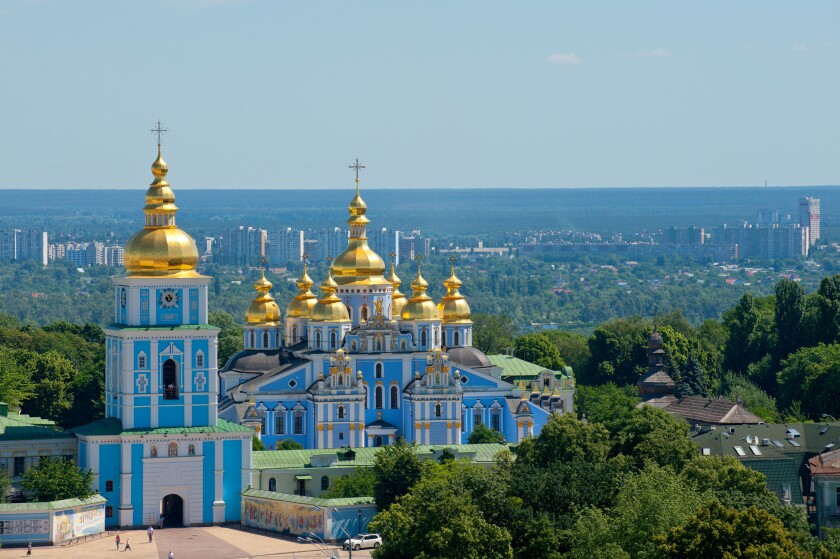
[118,442,133,527]
[213,441,226,523]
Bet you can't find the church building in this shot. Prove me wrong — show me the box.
[218,167,565,452]
[73,145,252,528]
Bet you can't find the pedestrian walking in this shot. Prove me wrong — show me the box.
[124,537,132,551]
[168,551,174,559]
[115,534,121,550]
[26,542,32,556]
[147,526,154,543]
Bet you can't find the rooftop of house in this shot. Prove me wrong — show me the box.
[252,443,511,470]
[485,354,572,379]
[0,494,106,512]
[241,488,374,507]
[0,405,74,441]
[72,417,252,437]
[666,396,763,425]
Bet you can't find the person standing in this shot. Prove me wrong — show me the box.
[115,534,121,550]
[168,551,174,559]
[124,537,132,551]
[26,542,32,556]
[147,526,154,543]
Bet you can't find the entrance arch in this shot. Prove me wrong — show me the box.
[161,494,184,527]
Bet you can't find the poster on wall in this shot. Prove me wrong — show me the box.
[243,498,323,536]
[53,506,105,541]
[0,518,50,535]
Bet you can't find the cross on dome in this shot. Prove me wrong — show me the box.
[150,120,168,145]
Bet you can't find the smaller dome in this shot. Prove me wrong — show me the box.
[401,259,439,321]
[437,262,472,323]
[388,259,407,317]
[286,262,318,318]
[311,269,351,322]
[245,270,281,325]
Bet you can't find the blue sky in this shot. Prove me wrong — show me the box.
[0,1,837,189]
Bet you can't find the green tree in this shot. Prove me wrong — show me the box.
[472,314,517,354]
[681,455,776,509]
[516,413,611,467]
[0,469,10,503]
[210,310,244,367]
[817,275,840,345]
[19,350,75,423]
[0,348,33,407]
[776,343,840,417]
[615,406,697,471]
[574,383,639,433]
[467,423,505,444]
[721,372,780,422]
[514,333,566,371]
[655,500,810,559]
[542,331,590,374]
[722,293,772,375]
[22,458,94,502]
[584,317,649,385]
[324,468,377,499]
[675,354,707,398]
[275,439,304,450]
[776,278,806,362]
[252,436,266,450]
[372,438,425,510]
[369,463,513,559]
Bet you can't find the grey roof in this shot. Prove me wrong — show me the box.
[446,346,494,369]
[221,349,298,375]
[665,397,763,425]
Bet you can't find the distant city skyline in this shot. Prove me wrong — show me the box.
[1,1,838,189]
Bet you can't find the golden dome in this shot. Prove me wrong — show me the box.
[286,261,318,318]
[388,257,407,317]
[438,260,472,323]
[310,268,351,322]
[124,145,201,277]
[332,180,388,286]
[401,258,439,321]
[246,270,281,325]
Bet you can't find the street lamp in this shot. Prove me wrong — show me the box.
[297,534,338,559]
[357,509,363,537]
[823,414,837,422]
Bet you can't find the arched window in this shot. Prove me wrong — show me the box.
[421,329,427,347]
[163,359,179,400]
[268,478,276,492]
[390,385,399,409]
[337,405,345,419]
[263,331,269,348]
[361,306,369,322]
[250,330,256,347]
[435,403,443,417]
[188,444,196,456]
[138,353,146,369]
[330,331,337,349]
[195,352,204,368]
[150,445,157,458]
[375,362,383,378]
[374,435,384,447]
[454,330,460,346]
[292,325,298,342]
[316,330,322,349]
[168,442,178,457]
[375,385,384,409]
[443,331,447,347]
[321,475,330,491]
[337,374,344,386]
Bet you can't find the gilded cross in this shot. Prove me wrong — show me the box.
[150,120,168,145]
[348,158,366,182]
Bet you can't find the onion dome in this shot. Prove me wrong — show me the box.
[437,259,472,323]
[286,260,318,318]
[310,266,351,322]
[124,145,201,277]
[245,269,281,325]
[331,173,388,286]
[388,255,407,317]
[401,258,439,321]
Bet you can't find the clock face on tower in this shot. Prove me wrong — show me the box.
[158,289,180,309]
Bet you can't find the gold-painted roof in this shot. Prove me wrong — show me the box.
[437,261,472,324]
[124,145,201,277]
[246,270,281,325]
[401,259,439,321]
[311,269,351,322]
[332,180,388,286]
[286,261,318,318]
[388,258,407,317]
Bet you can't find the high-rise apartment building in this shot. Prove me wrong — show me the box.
[0,229,48,266]
[799,197,820,246]
[267,228,304,265]
[217,226,265,266]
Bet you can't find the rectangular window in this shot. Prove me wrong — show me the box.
[138,355,146,369]
[474,411,483,427]
[105,506,113,518]
[105,480,113,492]
[491,411,501,432]
[13,456,25,476]
[836,487,840,507]
[294,412,304,435]
[276,414,285,435]
[196,353,204,368]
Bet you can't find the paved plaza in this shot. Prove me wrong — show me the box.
[0,527,373,559]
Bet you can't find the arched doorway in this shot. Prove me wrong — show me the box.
[161,494,184,527]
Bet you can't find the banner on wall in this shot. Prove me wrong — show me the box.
[53,505,105,541]
[243,498,323,536]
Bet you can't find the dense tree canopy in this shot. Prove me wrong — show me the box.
[22,458,94,502]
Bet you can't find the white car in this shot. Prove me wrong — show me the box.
[342,533,382,551]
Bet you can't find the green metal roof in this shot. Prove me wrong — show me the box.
[73,418,252,437]
[0,494,106,512]
[485,354,572,378]
[252,443,511,470]
[242,488,374,507]
[0,413,74,441]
